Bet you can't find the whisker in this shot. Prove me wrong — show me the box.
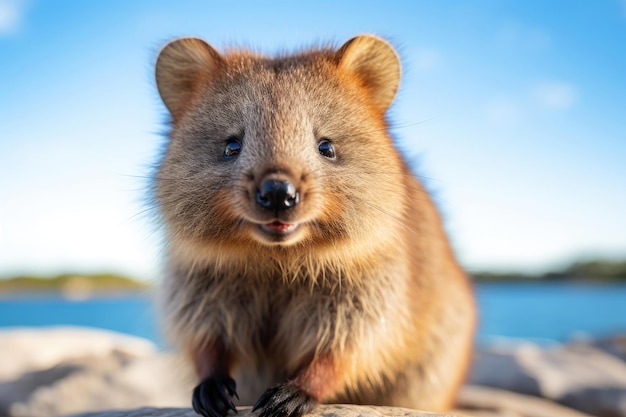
[122,206,159,224]
[346,116,441,137]
[359,199,412,230]
[388,116,441,130]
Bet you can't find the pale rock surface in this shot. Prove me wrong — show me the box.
[0,327,156,382]
[1,327,625,417]
[0,327,191,417]
[456,385,594,417]
[468,338,626,416]
[593,335,626,362]
[72,405,453,417]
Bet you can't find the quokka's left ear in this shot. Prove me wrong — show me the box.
[336,35,401,112]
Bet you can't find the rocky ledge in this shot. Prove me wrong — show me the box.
[72,405,453,417]
[1,327,625,417]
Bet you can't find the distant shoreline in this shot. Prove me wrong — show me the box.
[471,274,626,283]
[0,289,150,301]
[0,258,624,294]
[471,258,626,282]
[0,273,149,298]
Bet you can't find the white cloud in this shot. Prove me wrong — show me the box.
[533,81,578,110]
[0,0,26,35]
[484,81,578,126]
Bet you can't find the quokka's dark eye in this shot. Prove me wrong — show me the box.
[223,137,241,159]
[318,139,336,160]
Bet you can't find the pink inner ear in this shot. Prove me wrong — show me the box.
[336,35,401,112]
[155,37,224,120]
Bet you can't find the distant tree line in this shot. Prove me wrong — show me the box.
[472,259,626,282]
[0,273,148,293]
[1,260,625,291]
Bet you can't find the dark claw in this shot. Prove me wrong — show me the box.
[192,375,238,417]
[224,376,239,400]
[253,382,316,417]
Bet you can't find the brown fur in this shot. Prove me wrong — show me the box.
[153,34,475,414]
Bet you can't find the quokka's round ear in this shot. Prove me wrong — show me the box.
[336,35,401,112]
[155,37,223,121]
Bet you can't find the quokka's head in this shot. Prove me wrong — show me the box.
[154,35,407,253]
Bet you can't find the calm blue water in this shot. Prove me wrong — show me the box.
[475,281,626,344]
[0,293,162,343]
[1,282,625,346]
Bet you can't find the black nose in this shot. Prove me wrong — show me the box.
[256,179,299,211]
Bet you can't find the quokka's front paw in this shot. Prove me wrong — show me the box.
[192,374,239,417]
[252,381,316,417]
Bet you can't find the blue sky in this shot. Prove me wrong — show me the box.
[1,0,625,279]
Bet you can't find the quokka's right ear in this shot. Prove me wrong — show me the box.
[155,37,223,121]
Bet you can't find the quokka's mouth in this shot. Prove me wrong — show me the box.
[259,221,299,235]
[250,220,306,245]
